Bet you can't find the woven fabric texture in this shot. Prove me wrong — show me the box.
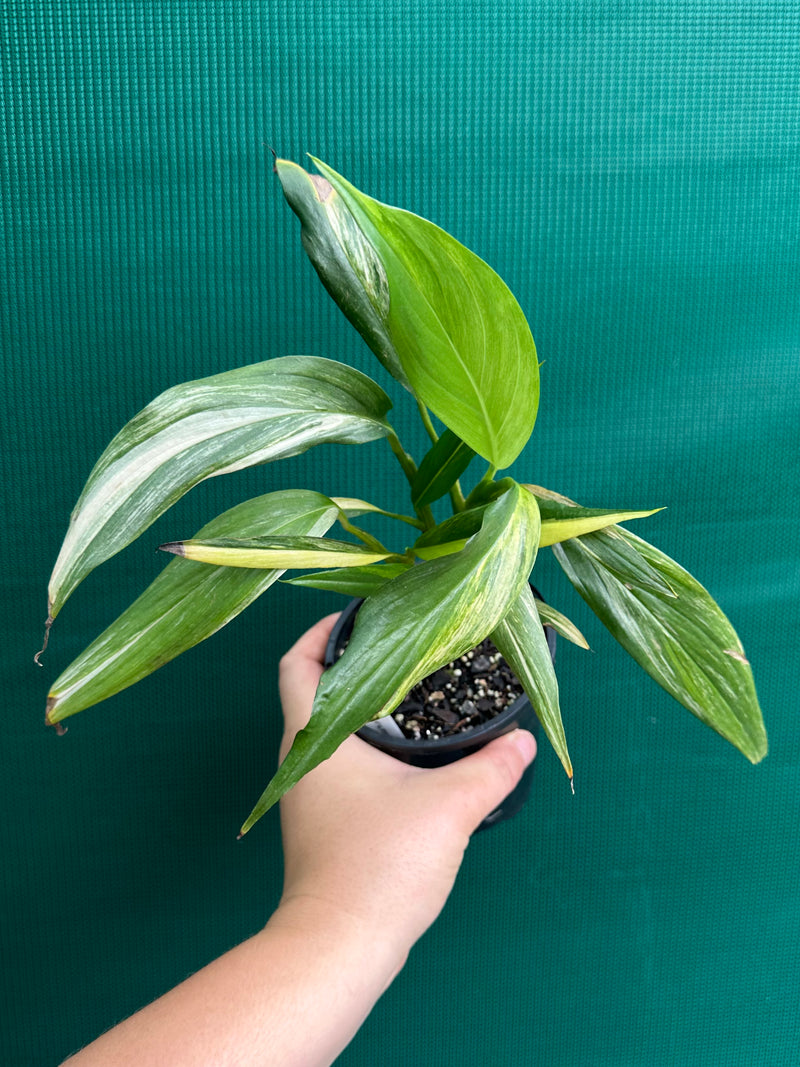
[2,2,799,1064]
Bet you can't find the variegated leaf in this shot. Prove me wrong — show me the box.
[492,585,573,783]
[276,159,412,390]
[46,356,392,617]
[534,600,590,650]
[159,535,402,570]
[240,481,541,832]
[554,527,767,763]
[523,484,662,547]
[46,491,340,724]
[281,157,539,469]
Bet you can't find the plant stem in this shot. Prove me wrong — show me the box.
[386,430,436,530]
[380,511,425,530]
[464,464,498,509]
[386,429,418,482]
[416,400,439,445]
[335,513,390,554]
[448,482,466,513]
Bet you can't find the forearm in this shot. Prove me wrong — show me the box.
[64,896,406,1067]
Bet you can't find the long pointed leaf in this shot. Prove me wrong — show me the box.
[534,601,590,650]
[414,505,488,549]
[47,356,392,617]
[240,482,541,832]
[560,527,678,597]
[413,488,660,555]
[330,497,422,529]
[282,157,539,468]
[411,429,476,507]
[276,160,412,390]
[492,585,573,783]
[524,484,662,547]
[46,491,340,724]
[282,562,411,597]
[554,528,767,762]
[160,535,400,569]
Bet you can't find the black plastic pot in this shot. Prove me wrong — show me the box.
[324,590,556,832]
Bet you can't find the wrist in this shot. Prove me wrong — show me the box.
[270,891,410,990]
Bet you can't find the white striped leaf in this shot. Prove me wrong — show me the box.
[281,157,539,469]
[554,527,767,763]
[534,600,590,650]
[491,585,573,783]
[46,491,340,725]
[276,160,412,390]
[47,356,392,617]
[240,481,541,832]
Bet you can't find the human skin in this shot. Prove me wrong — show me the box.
[64,613,536,1066]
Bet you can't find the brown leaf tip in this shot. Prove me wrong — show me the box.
[34,614,54,666]
[159,542,185,557]
[45,698,68,735]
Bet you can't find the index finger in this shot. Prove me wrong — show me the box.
[278,613,341,735]
[282,612,342,666]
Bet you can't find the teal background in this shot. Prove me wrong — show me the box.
[2,2,798,1063]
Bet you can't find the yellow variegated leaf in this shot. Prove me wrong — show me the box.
[240,481,541,832]
[46,491,340,724]
[160,535,401,570]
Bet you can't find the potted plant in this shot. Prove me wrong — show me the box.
[37,156,767,836]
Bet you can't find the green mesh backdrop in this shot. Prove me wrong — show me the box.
[3,2,799,1064]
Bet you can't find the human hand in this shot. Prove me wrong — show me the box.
[61,613,535,1067]
[275,613,537,968]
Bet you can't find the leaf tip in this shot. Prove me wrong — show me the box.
[45,698,67,735]
[34,613,54,666]
[158,541,186,557]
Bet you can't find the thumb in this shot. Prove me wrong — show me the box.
[429,729,537,834]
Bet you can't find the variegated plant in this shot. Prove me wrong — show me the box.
[39,156,767,834]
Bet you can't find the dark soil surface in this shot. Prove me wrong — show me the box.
[392,638,523,741]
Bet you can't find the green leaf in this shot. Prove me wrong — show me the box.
[159,535,401,569]
[411,429,476,507]
[414,482,660,557]
[240,481,541,832]
[413,540,468,561]
[523,484,662,547]
[276,159,412,390]
[559,524,677,597]
[46,491,339,724]
[554,527,767,763]
[47,356,392,617]
[285,157,539,468]
[330,497,423,529]
[414,504,488,549]
[282,562,411,597]
[534,600,590,650]
[491,585,573,783]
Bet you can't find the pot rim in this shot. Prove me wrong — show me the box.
[323,588,555,757]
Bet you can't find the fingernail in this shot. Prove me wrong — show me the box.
[510,729,536,765]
